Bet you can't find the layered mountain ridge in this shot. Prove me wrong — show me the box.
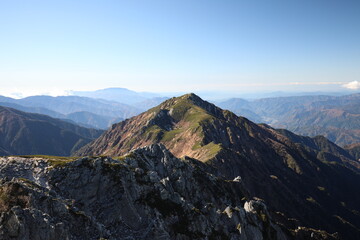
[0,95,141,129]
[0,106,103,156]
[76,93,360,239]
[218,93,360,146]
[345,143,360,161]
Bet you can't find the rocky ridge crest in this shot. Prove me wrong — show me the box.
[0,144,297,240]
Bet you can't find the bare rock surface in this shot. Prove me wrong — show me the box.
[0,144,290,240]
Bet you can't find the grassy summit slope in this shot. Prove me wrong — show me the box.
[76,93,228,161]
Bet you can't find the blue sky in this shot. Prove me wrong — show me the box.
[0,0,359,97]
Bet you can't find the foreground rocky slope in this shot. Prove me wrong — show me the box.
[0,144,299,240]
[76,94,360,239]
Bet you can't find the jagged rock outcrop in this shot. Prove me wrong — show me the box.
[0,144,291,240]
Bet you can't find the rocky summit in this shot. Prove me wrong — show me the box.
[75,93,360,239]
[0,144,299,240]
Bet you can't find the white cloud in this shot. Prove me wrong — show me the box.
[342,81,360,90]
[0,88,72,99]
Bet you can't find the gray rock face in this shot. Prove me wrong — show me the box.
[0,144,288,239]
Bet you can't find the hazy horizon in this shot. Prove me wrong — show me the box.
[0,86,358,102]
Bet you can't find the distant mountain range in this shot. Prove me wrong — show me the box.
[70,87,167,106]
[7,95,138,117]
[0,106,103,156]
[0,95,141,129]
[218,93,360,146]
[0,89,171,129]
[2,90,359,147]
[76,93,360,239]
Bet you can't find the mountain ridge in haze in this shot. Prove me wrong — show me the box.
[0,95,140,129]
[71,87,164,105]
[218,93,360,146]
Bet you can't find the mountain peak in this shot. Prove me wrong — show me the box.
[76,93,238,160]
[180,92,201,101]
[158,93,205,107]
[154,93,224,121]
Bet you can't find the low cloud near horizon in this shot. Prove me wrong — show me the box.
[342,81,360,90]
[0,88,73,99]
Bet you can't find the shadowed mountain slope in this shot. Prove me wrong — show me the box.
[76,93,360,239]
[345,143,360,161]
[0,106,103,156]
[0,102,65,119]
[275,128,360,170]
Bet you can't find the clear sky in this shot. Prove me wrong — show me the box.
[0,0,360,97]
